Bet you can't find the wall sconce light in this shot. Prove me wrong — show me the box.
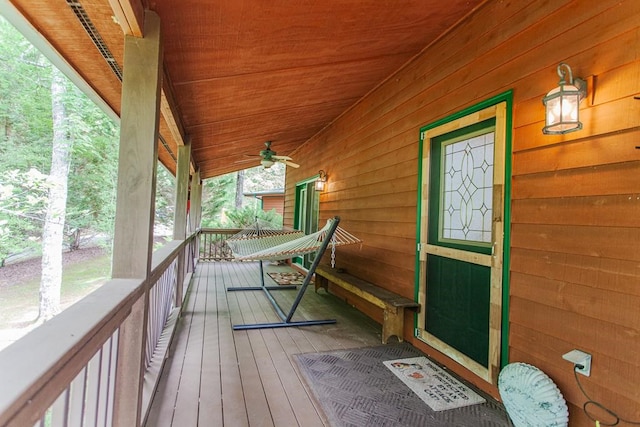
[542,62,587,134]
[315,170,327,191]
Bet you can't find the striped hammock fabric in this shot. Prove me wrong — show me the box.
[227,218,362,261]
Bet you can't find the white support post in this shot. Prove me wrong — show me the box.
[173,141,191,305]
[110,10,162,427]
[173,141,190,240]
[190,170,202,232]
[192,171,203,269]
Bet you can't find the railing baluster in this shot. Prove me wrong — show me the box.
[105,332,117,427]
[198,228,240,261]
[67,367,87,427]
[144,256,177,368]
[84,348,102,427]
[50,387,69,427]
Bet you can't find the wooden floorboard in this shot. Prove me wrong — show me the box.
[198,263,224,426]
[218,264,250,427]
[144,264,202,427]
[146,261,382,426]
[172,266,207,427]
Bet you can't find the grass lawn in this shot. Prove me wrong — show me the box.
[0,251,110,350]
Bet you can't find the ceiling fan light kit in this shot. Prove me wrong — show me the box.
[255,141,300,169]
[261,159,275,168]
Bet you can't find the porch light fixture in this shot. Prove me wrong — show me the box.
[542,62,587,134]
[315,170,327,191]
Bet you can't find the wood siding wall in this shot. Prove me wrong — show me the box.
[261,195,284,216]
[284,0,640,424]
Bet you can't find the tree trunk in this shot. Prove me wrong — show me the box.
[39,67,72,321]
[235,170,244,209]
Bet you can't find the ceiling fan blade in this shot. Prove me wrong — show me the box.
[272,155,292,161]
[278,159,300,168]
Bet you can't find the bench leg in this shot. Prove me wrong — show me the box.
[382,307,405,344]
[315,275,329,293]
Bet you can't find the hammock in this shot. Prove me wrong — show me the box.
[226,225,304,258]
[226,216,362,331]
[228,218,362,261]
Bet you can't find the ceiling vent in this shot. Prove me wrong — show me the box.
[66,0,123,81]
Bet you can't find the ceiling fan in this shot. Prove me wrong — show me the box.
[252,141,300,169]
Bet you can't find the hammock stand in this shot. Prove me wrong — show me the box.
[226,216,352,331]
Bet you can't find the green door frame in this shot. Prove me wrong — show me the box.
[293,174,321,268]
[415,91,513,381]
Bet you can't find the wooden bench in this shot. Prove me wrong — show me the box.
[314,264,420,344]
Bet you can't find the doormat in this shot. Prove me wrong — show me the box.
[268,271,310,285]
[383,356,485,411]
[294,344,510,427]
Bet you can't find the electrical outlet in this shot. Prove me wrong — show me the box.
[562,349,591,377]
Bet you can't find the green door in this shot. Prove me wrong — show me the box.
[294,179,320,269]
[417,101,508,384]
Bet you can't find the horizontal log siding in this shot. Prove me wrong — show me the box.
[285,0,640,423]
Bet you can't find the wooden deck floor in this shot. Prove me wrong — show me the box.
[145,261,382,427]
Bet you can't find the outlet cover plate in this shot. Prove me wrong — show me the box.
[562,349,591,376]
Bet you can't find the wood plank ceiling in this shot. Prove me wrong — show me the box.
[7,0,485,179]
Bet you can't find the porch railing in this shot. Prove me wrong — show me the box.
[198,228,241,261]
[0,232,199,427]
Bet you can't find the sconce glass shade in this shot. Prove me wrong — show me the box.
[542,63,587,135]
[261,159,275,168]
[315,170,327,191]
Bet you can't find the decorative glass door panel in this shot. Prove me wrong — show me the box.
[440,128,494,245]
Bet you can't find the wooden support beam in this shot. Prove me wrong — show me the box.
[161,71,188,148]
[112,11,162,279]
[110,10,162,427]
[108,0,145,37]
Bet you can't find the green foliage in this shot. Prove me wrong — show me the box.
[200,174,235,227]
[243,162,285,192]
[64,83,119,248]
[0,17,54,263]
[0,168,49,263]
[0,17,52,170]
[224,206,283,228]
[155,164,175,231]
[0,16,120,262]
[200,163,286,228]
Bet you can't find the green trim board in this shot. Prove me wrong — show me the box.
[499,94,513,370]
